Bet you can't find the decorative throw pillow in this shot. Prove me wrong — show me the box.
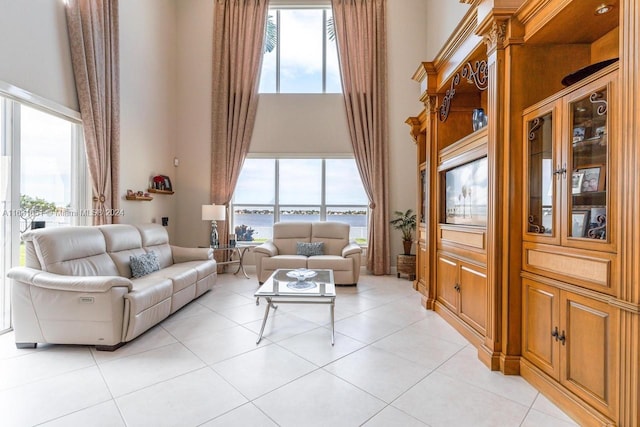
[130,251,160,278]
[296,242,324,256]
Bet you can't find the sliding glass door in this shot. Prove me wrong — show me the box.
[0,88,88,334]
[0,97,13,333]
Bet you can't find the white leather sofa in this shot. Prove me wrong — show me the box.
[7,223,216,351]
[253,221,362,285]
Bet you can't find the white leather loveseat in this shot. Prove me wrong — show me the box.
[253,221,362,285]
[7,223,216,351]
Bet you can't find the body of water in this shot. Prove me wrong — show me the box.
[233,213,367,242]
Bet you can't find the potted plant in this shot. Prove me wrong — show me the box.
[390,209,416,255]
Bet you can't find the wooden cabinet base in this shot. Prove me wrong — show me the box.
[520,359,615,427]
[433,302,499,370]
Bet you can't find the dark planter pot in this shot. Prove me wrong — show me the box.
[402,240,413,255]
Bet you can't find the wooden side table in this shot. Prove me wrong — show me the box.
[396,254,416,280]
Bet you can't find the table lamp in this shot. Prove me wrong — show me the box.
[202,204,226,248]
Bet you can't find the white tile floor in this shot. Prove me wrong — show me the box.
[0,271,579,427]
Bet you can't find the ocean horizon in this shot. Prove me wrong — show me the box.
[233,213,367,241]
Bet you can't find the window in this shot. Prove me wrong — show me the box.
[260,7,342,93]
[232,158,368,243]
[0,85,89,334]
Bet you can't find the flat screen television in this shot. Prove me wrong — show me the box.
[442,156,488,227]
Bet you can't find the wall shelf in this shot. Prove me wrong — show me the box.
[126,195,153,201]
[147,188,174,195]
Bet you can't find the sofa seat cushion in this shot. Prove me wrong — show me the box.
[262,255,308,271]
[174,260,217,281]
[127,276,173,314]
[155,263,199,293]
[307,255,353,271]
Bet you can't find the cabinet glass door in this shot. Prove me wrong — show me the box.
[526,111,555,239]
[568,86,608,241]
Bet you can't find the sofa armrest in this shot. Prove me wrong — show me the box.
[7,267,133,293]
[342,242,362,257]
[254,241,278,257]
[171,246,213,263]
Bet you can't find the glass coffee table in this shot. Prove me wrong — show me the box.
[254,269,336,345]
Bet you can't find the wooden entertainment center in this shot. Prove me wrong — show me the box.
[406,1,640,425]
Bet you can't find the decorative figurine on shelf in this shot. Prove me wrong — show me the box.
[472,108,488,131]
[152,175,165,190]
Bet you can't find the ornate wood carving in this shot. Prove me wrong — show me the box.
[439,73,461,122]
[462,60,489,91]
[484,21,507,51]
[439,60,488,121]
[405,117,422,143]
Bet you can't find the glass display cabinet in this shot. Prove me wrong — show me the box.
[524,70,615,253]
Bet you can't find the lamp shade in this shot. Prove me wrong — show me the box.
[202,204,226,221]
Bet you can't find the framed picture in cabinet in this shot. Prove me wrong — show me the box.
[571,210,590,237]
[571,171,584,194]
[575,165,605,193]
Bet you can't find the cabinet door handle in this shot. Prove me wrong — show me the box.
[551,327,559,341]
[454,283,460,292]
[553,165,563,180]
[558,330,566,345]
[553,164,567,180]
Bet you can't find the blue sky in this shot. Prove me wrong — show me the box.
[259,8,341,94]
[234,158,368,206]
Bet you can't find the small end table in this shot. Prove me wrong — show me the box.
[206,244,255,278]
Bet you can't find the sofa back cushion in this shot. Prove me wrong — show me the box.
[23,226,119,276]
[99,224,147,277]
[311,222,349,256]
[273,222,312,255]
[135,223,173,268]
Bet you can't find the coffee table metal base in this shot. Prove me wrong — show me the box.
[255,296,336,345]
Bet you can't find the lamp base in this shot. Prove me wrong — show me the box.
[210,221,219,248]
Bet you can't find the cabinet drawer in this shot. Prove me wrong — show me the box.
[522,242,617,295]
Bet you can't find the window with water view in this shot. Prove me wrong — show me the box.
[232,158,368,244]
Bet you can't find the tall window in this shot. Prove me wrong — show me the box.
[260,7,342,93]
[232,158,368,243]
[0,86,89,334]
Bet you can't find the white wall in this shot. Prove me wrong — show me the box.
[386,0,431,261]
[0,0,77,111]
[425,0,470,59]
[173,0,214,247]
[118,0,179,236]
[251,94,351,155]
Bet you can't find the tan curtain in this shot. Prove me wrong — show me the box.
[211,0,269,244]
[65,0,120,225]
[331,0,390,275]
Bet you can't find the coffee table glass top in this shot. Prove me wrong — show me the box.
[255,269,335,297]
